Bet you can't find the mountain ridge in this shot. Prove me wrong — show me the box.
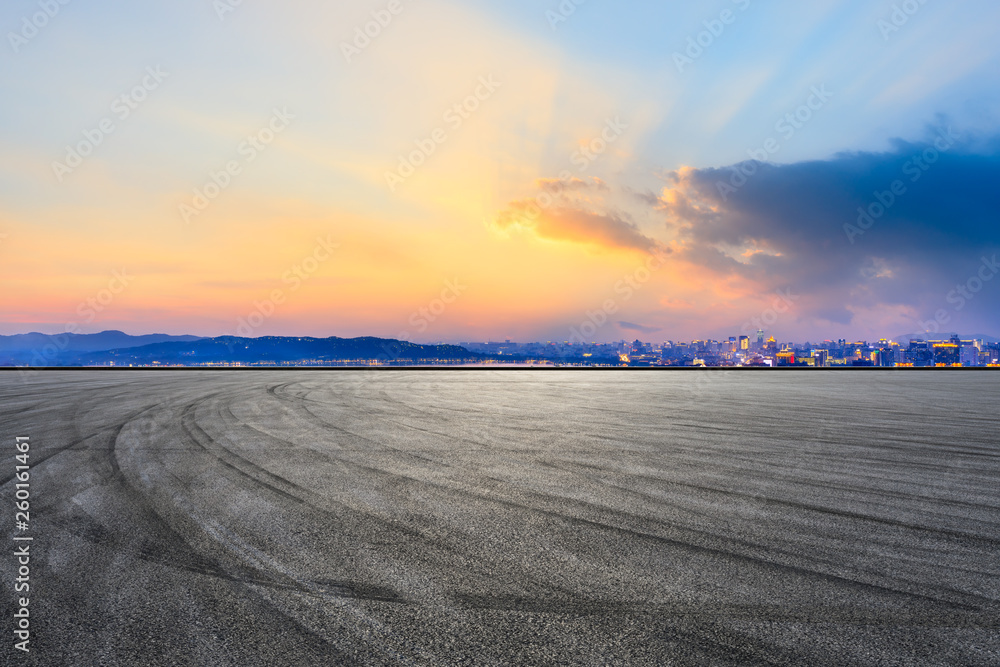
[1,334,486,366]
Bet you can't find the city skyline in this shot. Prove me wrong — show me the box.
[2,328,998,368]
[3,321,999,346]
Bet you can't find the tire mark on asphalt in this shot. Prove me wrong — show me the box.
[178,398,307,505]
[318,455,989,612]
[0,399,161,486]
[242,382,1000,614]
[209,391,605,611]
[103,400,389,664]
[550,459,1000,547]
[213,379,1000,615]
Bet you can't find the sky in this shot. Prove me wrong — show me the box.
[2,0,999,343]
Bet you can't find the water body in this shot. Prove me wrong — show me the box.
[1,371,997,665]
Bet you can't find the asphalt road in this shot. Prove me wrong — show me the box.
[1,371,998,665]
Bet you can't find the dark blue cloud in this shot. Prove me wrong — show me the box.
[662,128,1000,333]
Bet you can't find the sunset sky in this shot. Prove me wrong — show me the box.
[2,0,999,342]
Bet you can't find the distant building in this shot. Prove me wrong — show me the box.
[961,342,980,367]
[932,342,960,366]
[908,340,934,367]
[776,351,796,366]
[764,336,778,356]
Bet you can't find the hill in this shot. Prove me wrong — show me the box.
[0,330,204,365]
[66,336,485,366]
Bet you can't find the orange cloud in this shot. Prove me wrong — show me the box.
[494,199,659,253]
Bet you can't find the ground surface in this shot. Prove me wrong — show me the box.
[1,370,998,665]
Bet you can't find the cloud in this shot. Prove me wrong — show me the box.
[535,177,609,194]
[491,124,1000,339]
[653,127,1000,333]
[494,199,660,253]
[617,321,661,334]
